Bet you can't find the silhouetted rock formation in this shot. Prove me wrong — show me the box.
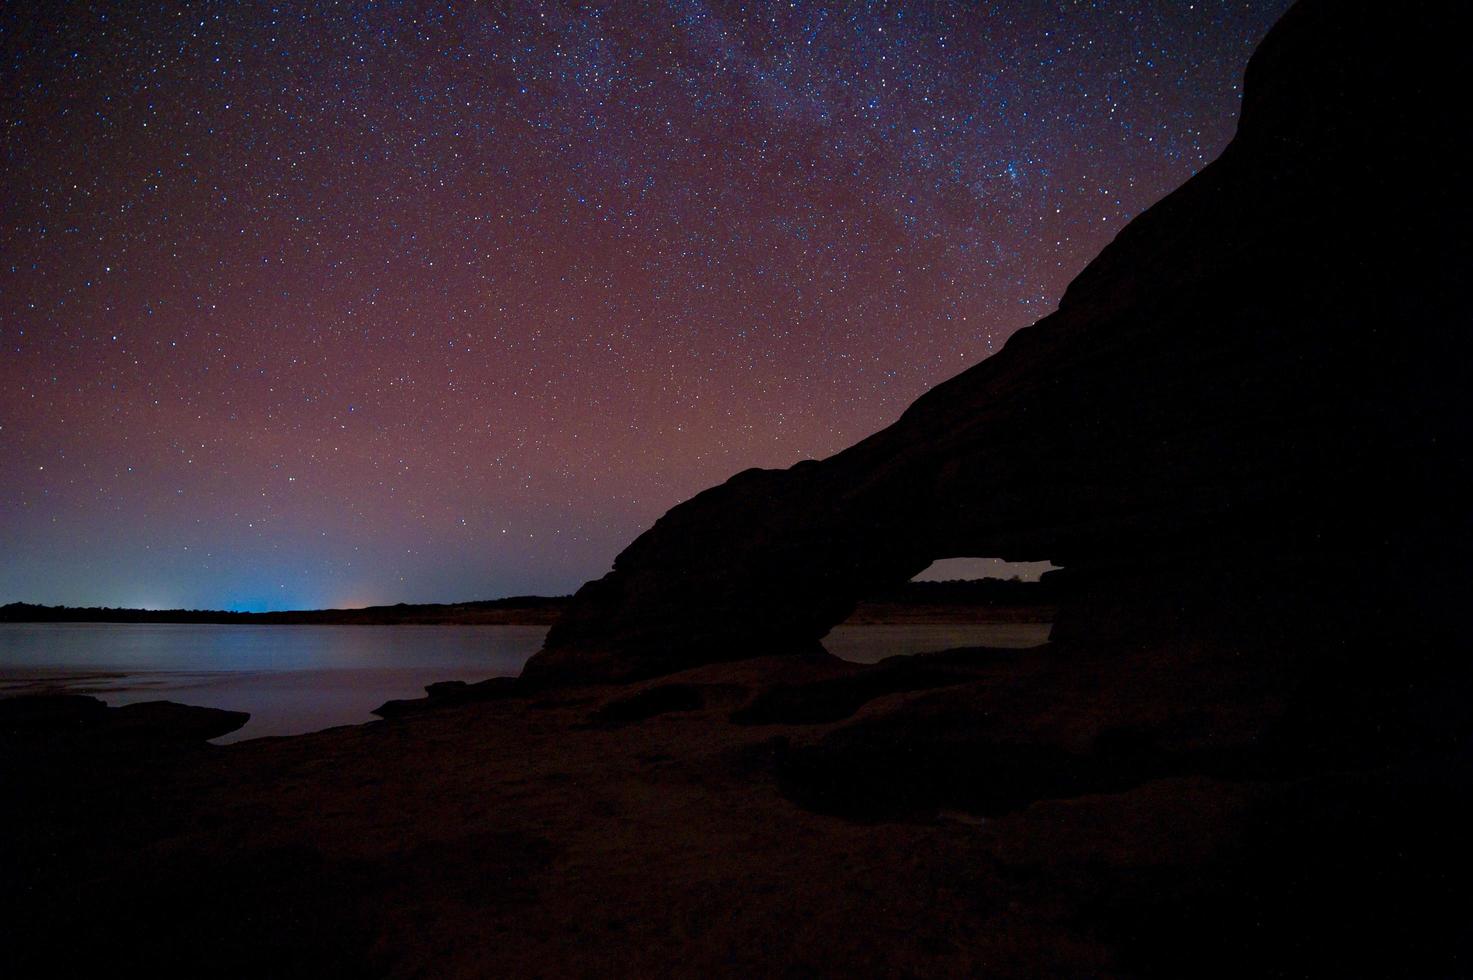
[527,0,1471,685]
[0,694,249,750]
[372,676,522,719]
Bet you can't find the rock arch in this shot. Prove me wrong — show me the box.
[524,0,1472,686]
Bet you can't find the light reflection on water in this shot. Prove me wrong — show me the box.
[0,621,1050,742]
[0,623,548,743]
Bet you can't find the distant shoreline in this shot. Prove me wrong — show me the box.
[0,597,570,627]
[0,579,1058,627]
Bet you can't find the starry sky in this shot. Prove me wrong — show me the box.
[2,1,1293,611]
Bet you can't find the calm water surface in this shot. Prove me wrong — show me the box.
[0,623,548,743]
[824,623,1050,664]
[0,621,1048,742]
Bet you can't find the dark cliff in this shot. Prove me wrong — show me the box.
[526,0,1472,685]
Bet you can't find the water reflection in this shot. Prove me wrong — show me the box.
[0,623,548,742]
[0,621,1051,742]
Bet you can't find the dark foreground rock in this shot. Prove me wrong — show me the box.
[0,694,249,751]
[4,650,1469,978]
[527,0,1473,685]
[771,638,1472,821]
[371,676,523,718]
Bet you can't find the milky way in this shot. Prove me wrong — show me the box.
[1,1,1293,610]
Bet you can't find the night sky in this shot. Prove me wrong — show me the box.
[2,1,1293,611]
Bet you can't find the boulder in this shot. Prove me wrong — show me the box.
[109,700,251,742]
[372,675,522,719]
[0,694,110,735]
[0,694,248,751]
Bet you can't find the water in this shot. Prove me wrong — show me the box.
[822,623,1051,664]
[0,621,1049,742]
[0,623,548,743]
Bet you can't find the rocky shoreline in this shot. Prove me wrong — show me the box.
[5,638,1468,977]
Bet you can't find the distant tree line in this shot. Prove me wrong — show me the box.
[865,576,1063,606]
[0,597,570,626]
[2,577,1060,625]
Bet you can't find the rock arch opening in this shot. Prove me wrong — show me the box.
[824,557,1061,664]
[910,558,1058,584]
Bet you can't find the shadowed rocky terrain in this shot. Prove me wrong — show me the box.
[5,645,1470,977]
[4,2,1471,976]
